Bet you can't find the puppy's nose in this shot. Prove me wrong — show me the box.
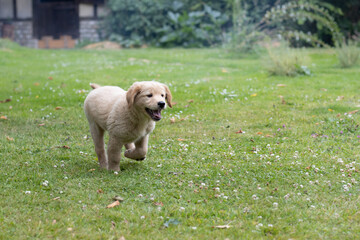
[158,101,165,109]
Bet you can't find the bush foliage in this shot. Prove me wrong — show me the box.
[336,40,360,68]
[104,0,359,48]
[104,0,231,47]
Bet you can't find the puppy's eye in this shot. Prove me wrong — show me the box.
[161,94,164,97]
[147,94,153,98]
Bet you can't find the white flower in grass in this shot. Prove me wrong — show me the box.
[42,180,49,187]
[273,202,278,208]
[140,216,145,219]
[179,207,185,211]
[256,223,263,229]
[191,227,197,230]
[25,191,31,194]
[268,224,273,228]
[138,194,143,198]
[114,171,119,175]
[252,194,259,200]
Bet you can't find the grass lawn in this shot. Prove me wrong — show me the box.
[1,40,360,239]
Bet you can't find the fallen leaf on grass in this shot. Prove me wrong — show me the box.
[177,138,185,141]
[235,130,243,134]
[321,88,328,91]
[257,132,263,135]
[250,93,257,97]
[52,197,60,201]
[97,189,103,194]
[153,202,164,206]
[336,96,344,101]
[55,106,62,110]
[213,225,231,229]
[328,109,334,112]
[38,123,45,126]
[170,117,176,123]
[279,95,286,104]
[348,110,359,115]
[188,99,194,103]
[0,98,11,103]
[112,196,124,202]
[6,136,14,141]
[88,169,96,172]
[277,84,287,87]
[106,200,120,209]
[0,116,8,120]
[33,82,40,86]
[221,68,228,73]
[48,76,53,80]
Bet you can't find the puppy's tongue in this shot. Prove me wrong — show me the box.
[152,110,162,120]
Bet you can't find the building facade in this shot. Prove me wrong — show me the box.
[0,0,106,48]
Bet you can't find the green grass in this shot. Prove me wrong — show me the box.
[1,40,360,239]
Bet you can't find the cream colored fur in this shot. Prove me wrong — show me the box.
[84,81,172,171]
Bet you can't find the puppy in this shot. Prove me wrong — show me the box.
[84,81,172,171]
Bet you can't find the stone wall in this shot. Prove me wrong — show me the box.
[13,21,37,48]
[1,19,103,48]
[79,19,101,42]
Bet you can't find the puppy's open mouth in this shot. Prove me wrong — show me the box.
[145,108,162,121]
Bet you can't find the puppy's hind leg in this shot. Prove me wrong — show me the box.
[89,123,107,169]
[107,135,123,171]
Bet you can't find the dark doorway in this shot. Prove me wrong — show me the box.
[33,0,79,39]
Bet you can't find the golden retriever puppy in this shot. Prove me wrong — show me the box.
[84,81,172,171]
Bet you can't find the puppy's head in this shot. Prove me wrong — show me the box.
[126,81,172,121]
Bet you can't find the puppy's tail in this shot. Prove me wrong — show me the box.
[90,83,101,89]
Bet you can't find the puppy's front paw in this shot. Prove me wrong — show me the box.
[108,165,120,172]
[124,149,146,161]
[124,149,135,159]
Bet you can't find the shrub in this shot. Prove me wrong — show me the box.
[265,43,311,77]
[336,40,360,68]
[226,0,343,57]
[104,0,231,47]
[223,0,265,55]
[262,1,343,47]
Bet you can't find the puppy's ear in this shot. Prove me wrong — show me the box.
[163,84,173,108]
[126,82,141,108]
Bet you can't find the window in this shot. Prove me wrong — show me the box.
[79,3,94,18]
[16,0,32,19]
[0,0,14,19]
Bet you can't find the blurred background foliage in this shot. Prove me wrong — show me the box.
[103,0,360,49]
